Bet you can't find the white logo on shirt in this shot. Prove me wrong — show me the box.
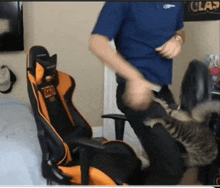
[163,4,176,9]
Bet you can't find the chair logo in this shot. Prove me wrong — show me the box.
[163,4,176,9]
[41,85,56,99]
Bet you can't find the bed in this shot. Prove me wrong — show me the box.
[0,97,46,185]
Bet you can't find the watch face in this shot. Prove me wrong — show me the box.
[175,35,183,44]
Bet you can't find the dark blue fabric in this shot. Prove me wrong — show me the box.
[92,2,184,85]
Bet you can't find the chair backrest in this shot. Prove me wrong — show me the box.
[26,46,92,166]
[180,60,212,112]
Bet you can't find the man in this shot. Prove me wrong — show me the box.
[89,2,185,184]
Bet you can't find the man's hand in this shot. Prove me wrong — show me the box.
[123,78,155,111]
[155,35,183,59]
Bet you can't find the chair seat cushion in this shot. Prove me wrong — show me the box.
[90,149,142,185]
[59,140,142,185]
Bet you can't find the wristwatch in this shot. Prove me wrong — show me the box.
[174,34,183,45]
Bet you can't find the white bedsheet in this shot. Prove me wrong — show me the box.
[0,97,46,185]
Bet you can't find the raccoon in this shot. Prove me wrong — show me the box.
[144,98,220,168]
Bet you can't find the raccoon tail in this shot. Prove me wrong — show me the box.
[191,100,220,122]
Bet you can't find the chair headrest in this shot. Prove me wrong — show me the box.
[36,54,57,76]
[27,46,49,75]
[180,60,211,112]
[35,54,57,85]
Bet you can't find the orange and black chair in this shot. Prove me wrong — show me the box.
[26,45,143,185]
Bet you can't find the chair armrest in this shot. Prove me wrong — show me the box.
[67,137,134,185]
[66,137,134,155]
[102,114,128,140]
[65,137,106,185]
[66,137,137,185]
[69,137,106,150]
[42,138,106,185]
[102,114,127,120]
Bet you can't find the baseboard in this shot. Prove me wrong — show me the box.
[92,126,103,137]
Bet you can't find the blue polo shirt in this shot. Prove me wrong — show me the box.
[92,2,184,85]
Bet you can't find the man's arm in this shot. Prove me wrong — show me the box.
[89,34,156,110]
[89,34,147,83]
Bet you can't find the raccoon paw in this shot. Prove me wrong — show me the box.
[143,118,165,128]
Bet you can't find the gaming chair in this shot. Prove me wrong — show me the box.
[26,46,143,185]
